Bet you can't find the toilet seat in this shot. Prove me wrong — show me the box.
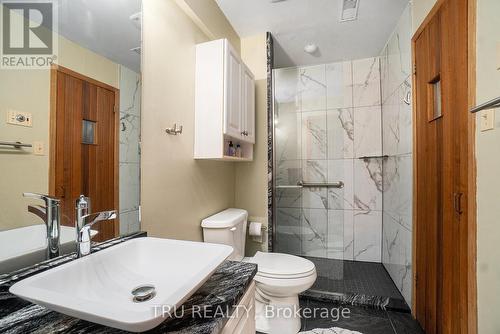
[248,251,316,279]
[255,268,316,279]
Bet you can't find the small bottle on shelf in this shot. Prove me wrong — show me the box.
[235,144,242,158]
[228,141,235,156]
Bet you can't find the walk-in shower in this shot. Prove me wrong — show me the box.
[269,5,414,310]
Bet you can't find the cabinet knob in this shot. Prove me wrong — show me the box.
[241,131,248,136]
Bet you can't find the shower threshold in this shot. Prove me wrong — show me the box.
[299,257,411,313]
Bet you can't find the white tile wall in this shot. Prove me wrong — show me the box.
[353,211,382,262]
[380,3,413,307]
[326,61,353,109]
[327,159,354,210]
[275,56,383,263]
[119,66,141,235]
[354,158,383,212]
[354,106,382,158]
[299,65,327,112]
[327,108,354,159]
[302,208,328,257]
[353,57,381,107]
[301,111,327,160]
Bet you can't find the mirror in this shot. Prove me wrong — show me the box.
[0,0,142,274]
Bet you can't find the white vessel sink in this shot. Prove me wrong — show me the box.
[10,237,233,332]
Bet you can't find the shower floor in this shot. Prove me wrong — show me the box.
[301,256,410,313]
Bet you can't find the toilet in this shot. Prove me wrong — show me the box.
[201,208,317,334]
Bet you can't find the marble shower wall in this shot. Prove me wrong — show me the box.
[119,65,141,235]
[274,56,383,264]
[380,4,413,306]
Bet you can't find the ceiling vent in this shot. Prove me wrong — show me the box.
[339,0,360,22]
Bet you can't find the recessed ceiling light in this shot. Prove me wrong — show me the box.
[340,0,360,22]
[304,44,318,54]
[270,0,287,3]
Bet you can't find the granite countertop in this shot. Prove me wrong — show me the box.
[0,234,258,334]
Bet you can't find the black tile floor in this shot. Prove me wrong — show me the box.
[279,256,425,333]
[300,257,411,312]
[304,257,404,299]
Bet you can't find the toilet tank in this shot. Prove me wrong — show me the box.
[201,209,248,261]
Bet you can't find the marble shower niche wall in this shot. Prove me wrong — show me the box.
[274,56,383,264]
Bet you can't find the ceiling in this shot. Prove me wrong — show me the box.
[215,0,409,68]
[56,0,142,72]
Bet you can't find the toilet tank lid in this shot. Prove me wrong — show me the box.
[201,208,248,228]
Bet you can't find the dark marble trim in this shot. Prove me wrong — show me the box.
[0,235,258,334]
[301,290,411,314]
[266,31,274,252]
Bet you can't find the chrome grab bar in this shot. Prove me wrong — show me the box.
[276,181,344,189]
[275,185,303,189]
[298,181,344,188]
[0,141,32,148]
[470,96,500,113]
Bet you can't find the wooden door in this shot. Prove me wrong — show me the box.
[50,66,119,242]
[241,64,255,143]
[413,0,474,332]
[224,41,242,139]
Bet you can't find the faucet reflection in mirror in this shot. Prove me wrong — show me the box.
[23,192,61,259]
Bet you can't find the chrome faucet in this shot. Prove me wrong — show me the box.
[23,192,61,259]
[75,195,117,257]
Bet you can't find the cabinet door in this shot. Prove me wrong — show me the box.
[241,65,255,144]
[224,42,242,139]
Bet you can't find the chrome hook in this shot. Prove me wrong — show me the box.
[165,123,183,135]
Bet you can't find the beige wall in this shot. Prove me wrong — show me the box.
[411,0,438,34]
[236,34,269,255]
[475,0,500,332]
[141,0,239,241]
[0,9,120,231]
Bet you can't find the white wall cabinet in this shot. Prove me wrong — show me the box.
[195,39,255,161]
[241,64,255,144]
[224,44,243,139]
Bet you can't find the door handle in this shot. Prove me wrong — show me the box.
[454,192,464,215]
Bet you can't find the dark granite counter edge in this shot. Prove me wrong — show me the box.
[0,233,258,334]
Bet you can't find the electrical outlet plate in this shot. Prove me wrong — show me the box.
[6,110,32,127]
[33,141,44,155]
[480,109,495,132]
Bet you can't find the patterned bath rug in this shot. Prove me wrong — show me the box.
[300,328,363,334]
